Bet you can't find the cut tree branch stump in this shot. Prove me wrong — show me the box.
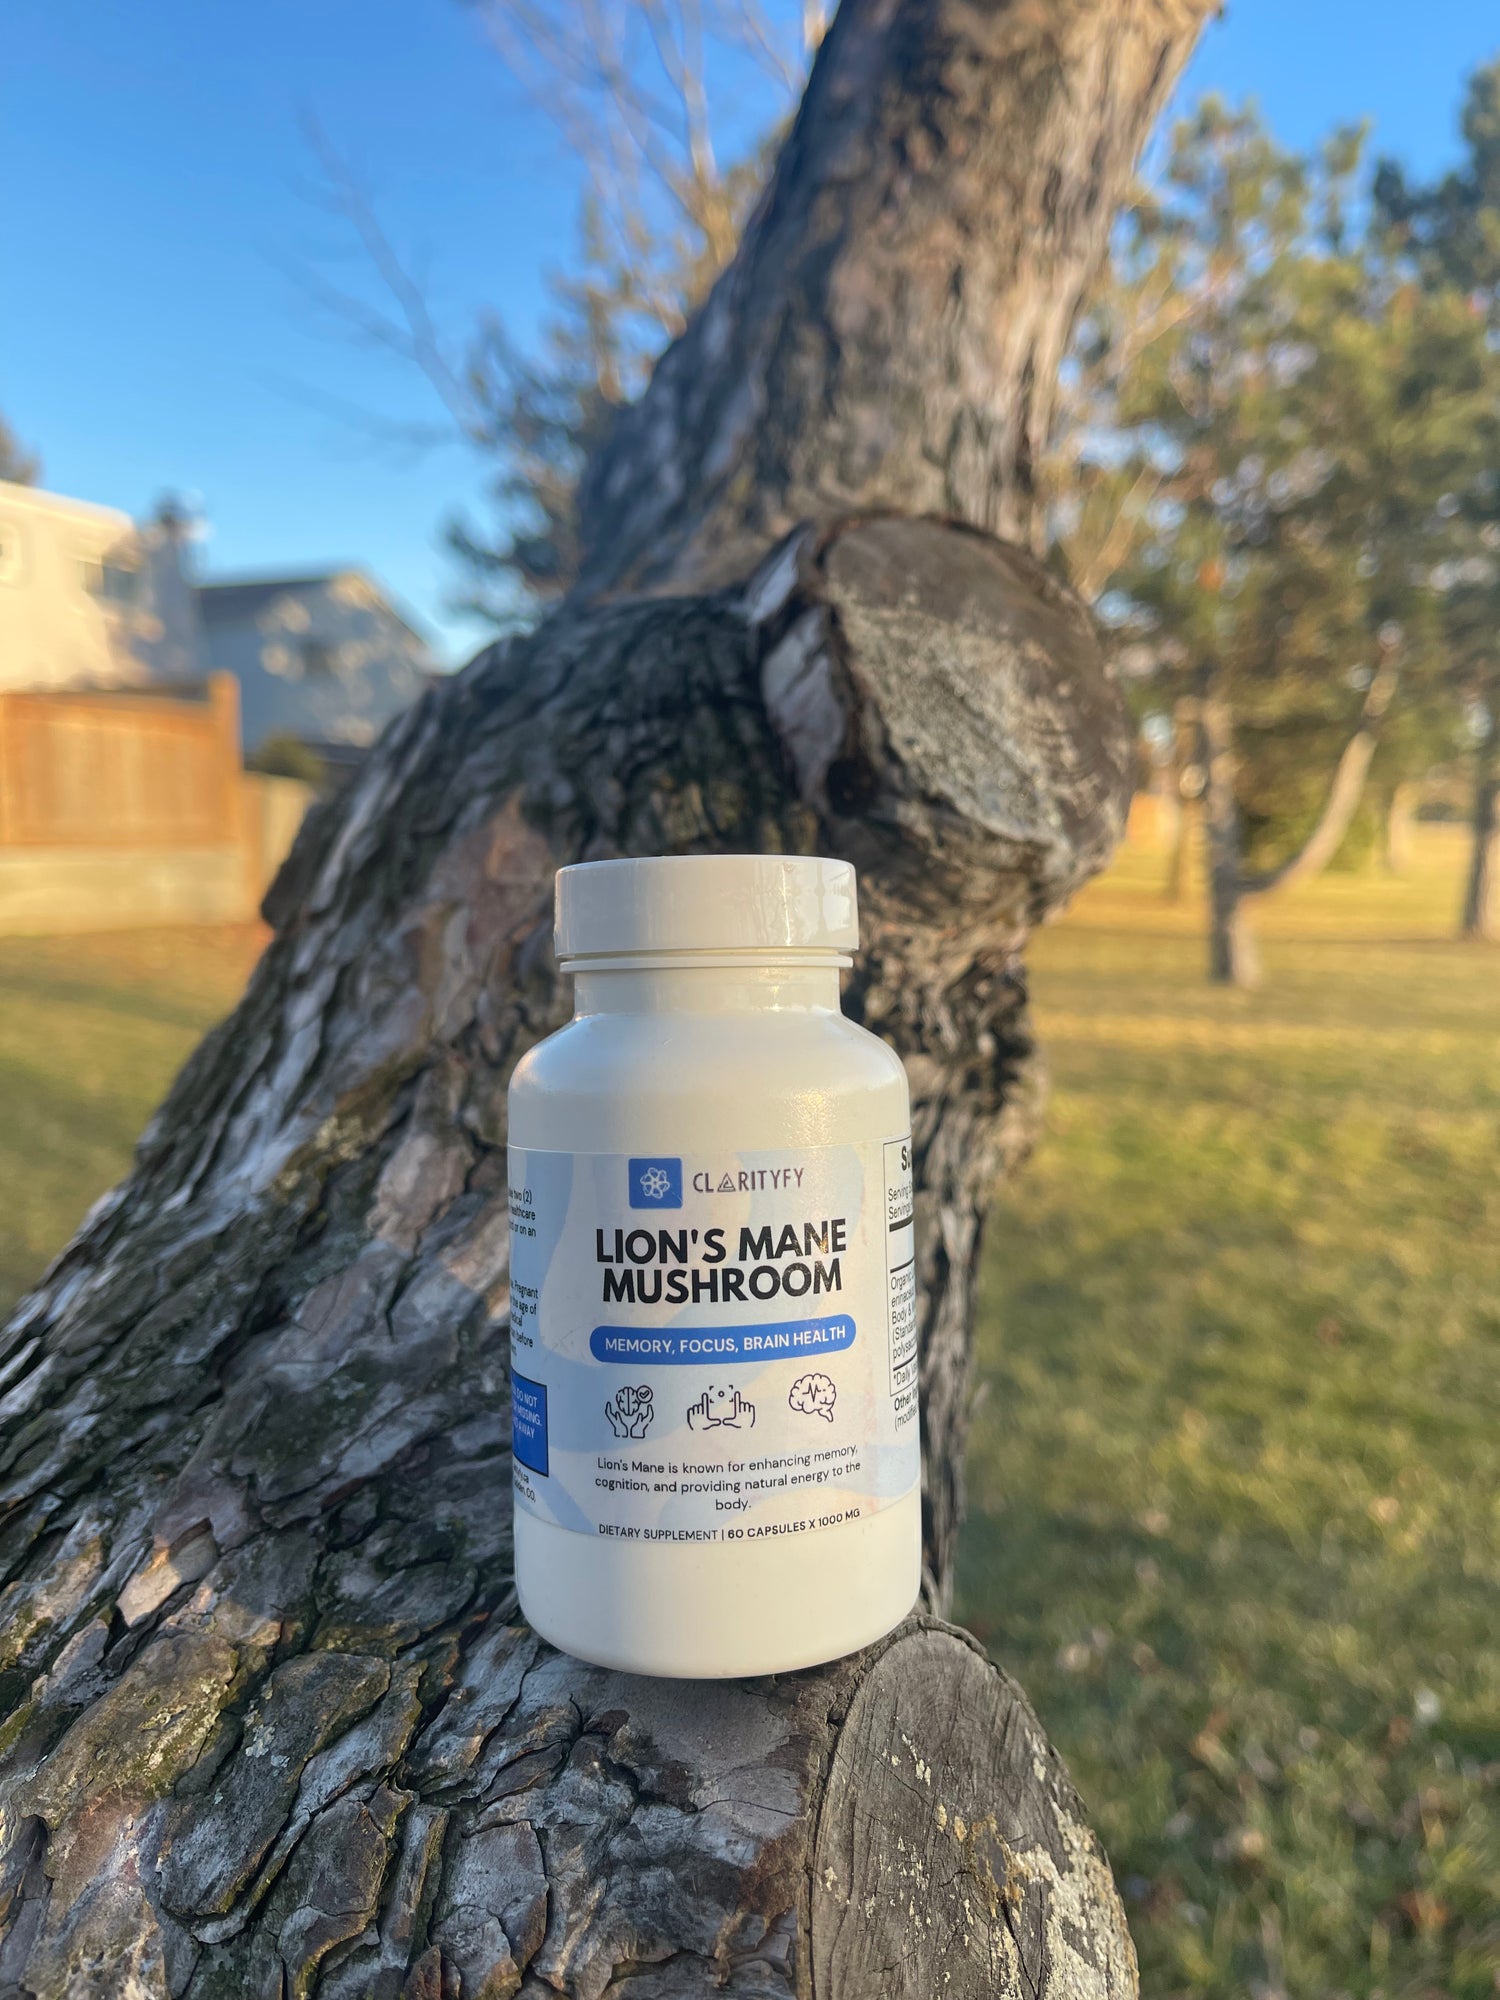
[0,2,1217,1993]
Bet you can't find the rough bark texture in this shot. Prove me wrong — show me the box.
[577,0,1211,595]
[0,2,1216,1992]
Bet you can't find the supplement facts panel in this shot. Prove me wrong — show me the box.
[884,1138,916,1395]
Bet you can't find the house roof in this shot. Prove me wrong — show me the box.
[196,569,431,649]
[0,478,134,535]
[196,574,333,624]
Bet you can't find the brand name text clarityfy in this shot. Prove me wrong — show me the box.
[690,1166,805,1193]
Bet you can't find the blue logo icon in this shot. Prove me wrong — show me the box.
[629,1157,682,1208]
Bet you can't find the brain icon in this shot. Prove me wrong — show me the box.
[639,1167,672,1199]
[789,1372,837,1422]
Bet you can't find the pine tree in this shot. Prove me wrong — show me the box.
[1378,59,1500,939]
[1062,101,1500,980]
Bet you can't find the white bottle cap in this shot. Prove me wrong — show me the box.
[555,854,858,961]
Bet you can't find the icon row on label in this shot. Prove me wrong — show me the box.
[601,1374,839,1440]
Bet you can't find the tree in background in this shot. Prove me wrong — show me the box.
[1441,547,1500,939]
[1378,57,1500,940]
[1061,101,1500,982]
[0,411,39,486]
[307,24,1500,959]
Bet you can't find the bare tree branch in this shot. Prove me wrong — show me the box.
[711,0,807,94]
[471,0,807,318]
[286,117,483,441]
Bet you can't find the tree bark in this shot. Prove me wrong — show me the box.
[0,3,1214,1994]
[577,0,1213,594]
[1461,725,1499,941]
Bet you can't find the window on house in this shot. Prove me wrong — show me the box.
[301,639,336,678]
[78,555,141,606]
[100,562,141,606]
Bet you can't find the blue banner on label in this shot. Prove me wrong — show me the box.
[511,1372,549,1476]
[589,1314,856,1365]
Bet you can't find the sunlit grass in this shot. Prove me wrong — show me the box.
[0,926,265,1316]
[957,826,1499,2000]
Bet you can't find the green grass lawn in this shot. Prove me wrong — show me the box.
[0,926,265,1318]
[957,827,1500,2000]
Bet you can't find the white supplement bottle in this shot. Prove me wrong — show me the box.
[507,853,921,1677]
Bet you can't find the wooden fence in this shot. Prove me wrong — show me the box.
[0,675,312,934]
[0,674,242,848]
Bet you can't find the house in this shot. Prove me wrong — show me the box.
[0,480,435,934]
[0,479,436,759]
[194,570,434,757]
[0,481,154,691]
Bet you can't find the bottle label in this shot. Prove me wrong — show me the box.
[508,1139,919,1543]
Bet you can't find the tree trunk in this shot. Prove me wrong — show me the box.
[1239,643,1401,902]
[1384,781,1416,875]
[1201,677,1259,986]
[1461,729,1499,941]
[1163,697,1200,902]
[1202,645,1399,982]
[0,4,1214,1994]
[577,0,1214,594]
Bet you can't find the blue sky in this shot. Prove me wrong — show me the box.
[5,0,1497,666]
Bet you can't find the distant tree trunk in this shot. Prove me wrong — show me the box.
[0,3,1215,1994]
[1207,644,1401,986]
[1201,675,1259,986]
[1164,696,1200,902]
[1241,644,1401,903]
[1384,781,1417,874]
[1461,728,1499,941]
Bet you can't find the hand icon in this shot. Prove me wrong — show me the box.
[722,1387,755,1428]
[605,1385,654,1439]
[686,1384,755,1430]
